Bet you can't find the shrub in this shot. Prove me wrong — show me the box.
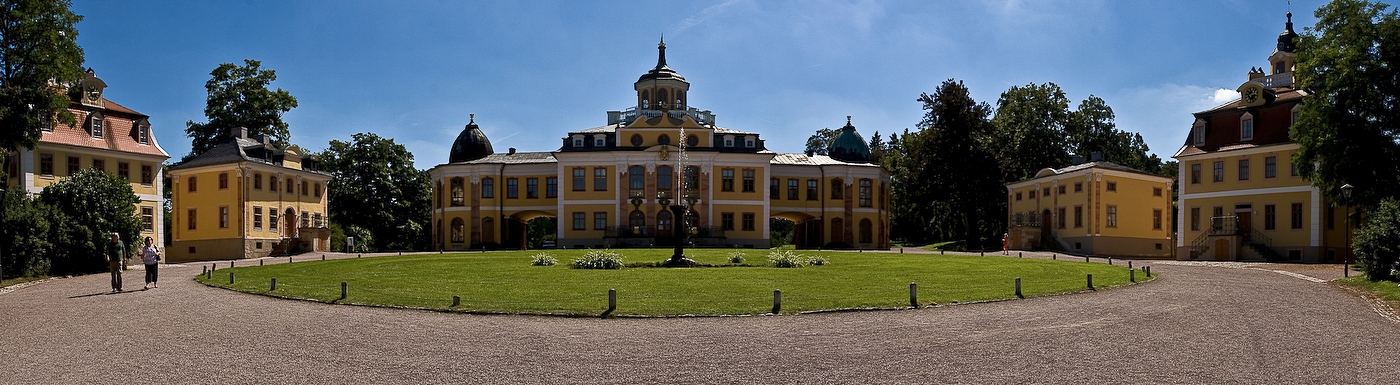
[1354,198,1400,281]
[728,252,746,264]
[807,256,828,266]
[530,253,557,266]
[768,250,806,268]
[571,250,624,269]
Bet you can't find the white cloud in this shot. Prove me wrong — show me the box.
[673,0,745,36]
[1212,88,1238,104]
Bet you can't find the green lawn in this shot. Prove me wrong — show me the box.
[1337,277,1400,307]
[194,249,1147,316]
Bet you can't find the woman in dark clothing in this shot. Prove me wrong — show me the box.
[141,237,160,289]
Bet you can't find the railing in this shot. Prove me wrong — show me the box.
[608,106,716,126]
[1208,216,1238,236]
[605,226,657,238]
[1249,228,1272,247]
[1255,72,1294,88]
[1010,212,1041,227]
[1190,230,1211,258]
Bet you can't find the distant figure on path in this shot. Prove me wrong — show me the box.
[107,233,128,293]
[1002,233,1009,255]
[142,236,160,289]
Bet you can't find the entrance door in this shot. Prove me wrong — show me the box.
[1214,239,1231,260]
[1237,212,1253,236]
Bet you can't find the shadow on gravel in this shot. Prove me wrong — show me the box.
[68,290,139,299]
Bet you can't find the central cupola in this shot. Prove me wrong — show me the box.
[635,37,690,111]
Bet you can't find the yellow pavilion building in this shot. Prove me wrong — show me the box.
[1006,159,1174,258]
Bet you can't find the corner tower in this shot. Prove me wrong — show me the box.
[634,37,690,111]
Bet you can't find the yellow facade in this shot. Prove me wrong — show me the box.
[168,138,331,262]
[1006,162,1173,258]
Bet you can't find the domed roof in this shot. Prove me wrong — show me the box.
[828,116,871,163]
[449,114,494,163]
[1277,12,1298,53]
[637,37,686,82]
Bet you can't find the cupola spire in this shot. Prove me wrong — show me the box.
[656,35,668,69]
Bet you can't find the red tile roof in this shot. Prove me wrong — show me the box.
[38,97,169,159]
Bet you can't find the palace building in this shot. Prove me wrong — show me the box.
[5,70,170,243]
[1006,158,1174,258]
[428,40,891,250]
[166,128,331,262]
[1173,13,1347,262]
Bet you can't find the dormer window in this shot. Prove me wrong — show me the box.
[1291,104,1301,126]
[746,136,755,148]
[594,135,605,147]
[136,120,150,144]
[1240,113,1254,142]
[89,111,105,139]
[574,139,583,147]
[1193,119,1206,146]
[723,135,734,147]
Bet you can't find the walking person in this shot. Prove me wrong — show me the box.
[1002,232,1010,255]
[141,237,160,289]
[107,232,128,293]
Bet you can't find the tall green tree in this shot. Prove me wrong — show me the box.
[1,188,54,278]
[911,79,1004,247]
[318,133,432,251]
[0,0,84,159]
[185,59,298,158]
[989,82,1071,181]
[1292,0,1400,207]
[40,168,140,275]
[1064,95,1163,174]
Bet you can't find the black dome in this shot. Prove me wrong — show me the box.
[828,116,871,163]
[449,115,493,163]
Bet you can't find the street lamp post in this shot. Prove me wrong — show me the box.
[1341,183,1353,278]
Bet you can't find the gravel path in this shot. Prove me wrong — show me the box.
[1,252,1396,384]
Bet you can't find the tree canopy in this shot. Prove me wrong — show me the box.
[989,82,1072,181]
[317,133,432,251]
[39,168,141,274]
[185,59,298,158]
[0,0,84,156]
[803,127,839,156]
[1292,0,1400,207]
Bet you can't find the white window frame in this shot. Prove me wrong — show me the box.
[1240,112,1254,142]
[1193,119,1206,146]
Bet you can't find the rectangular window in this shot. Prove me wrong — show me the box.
[1043,187,1051,196]
[253,206,263,230]
[572,212,585,230]
[1265,204,1276,230]
[138,126,149,144]
[1290,155,1298,176]
[742,213,755,231]
[1291,203,1304,229]
[1106,182,1117,192]
[141,206,154,232]
[301,211,309,228]
[572,168,585,191]
[314,183,322,198]
[546,177,558,198]
[1153,187,1163,197]
[594,212,607,230]
[1191,207,1201,231]
[219,173,229,189]
[118,162,129,180]
[67,156,79,175]
[1213,161,1224,182]
[806,179,818,200]
[270,211,279,234]
[831,180,844,200]
[721,213,735,231]
[1030,190,1036,199]
[1057,207,1066,229]
[1265,156,1277,178]
[481,178,494,199]
[1153,209,1163,230]
[721,169,734,192]
[269,176,278,192]
[286,177,294,193]
[187,209,197,230]
[526,178,538,199]
[506,178,518,198]
[594,168,607,191]
[1058,185,1066,195]
[92,117,103,138]
[1074,206,1084,228]
[742,169,755,192]
[595,137,605,147]
[1106,205,1118,228]
[92,158,105,171]
[1015,192,1022,201]
[1191,163,1201,184]
[1074,182,1083,192]
[301,181,308,196]
[219,206,229,229]
[141,165,153,185]
[859,179,872,207]
[1241,118,1254,141]
[188,176,197,192]
[770,178,780,199]
[787,178,798,200]
[1238,159,1250,181]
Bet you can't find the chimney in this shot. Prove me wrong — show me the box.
[1090,152,1105,162]
[508,148,517,155]
[1071,155,1085,165]
[229,126,248,139]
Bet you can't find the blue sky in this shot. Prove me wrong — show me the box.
[71,0,1325,169]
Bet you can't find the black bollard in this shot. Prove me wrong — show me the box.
[1015,277,1023,298]
[772,290,782,314]
[229,272,234,284]
[1131,269,1136,283]
[601,289,616,318]
[910,283,918,307]
[271,278,276,291]
[260,259,264,266]
[340,282,347,299]
[1087,274,1094,290]
[452,295,460,307]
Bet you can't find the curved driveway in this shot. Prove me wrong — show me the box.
[1,253,1397,384]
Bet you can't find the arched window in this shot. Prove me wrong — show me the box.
[831,217,844,244]
[451,218,465,243]
[657,166,673,191]
[656,210,673,231]
[657,134,671,146]
[859,179,873,207]
[658,89,669,108]
[629,165,645,191]
[859,219,873,243]
[629,210,646,233]
[683,166,700,192]
[286,177,294,193]
[831,179,844,199]
[268,176,277,192]
[482,217,495,244]
[450,178,465,206]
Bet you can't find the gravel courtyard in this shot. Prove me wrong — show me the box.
[1,252,1396,384]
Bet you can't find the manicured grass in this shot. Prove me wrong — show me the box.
[1,275,50,288]
[195,249,1147,316]
[1336,277,1400,307]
